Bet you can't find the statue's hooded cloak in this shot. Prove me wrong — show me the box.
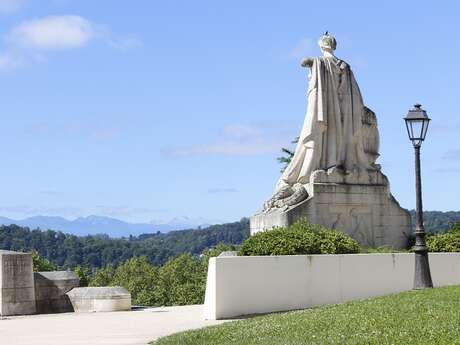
[276,57,370,191]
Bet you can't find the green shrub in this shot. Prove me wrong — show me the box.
[239,227,317,256]
[427,222,460,252]
[239,219,360,256]
[316,228,361,254]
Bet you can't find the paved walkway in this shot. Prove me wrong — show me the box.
[0,305,232,345]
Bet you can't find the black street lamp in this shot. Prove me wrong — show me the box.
[404,104,433,289]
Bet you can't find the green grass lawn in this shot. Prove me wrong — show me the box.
[153,285,460,345]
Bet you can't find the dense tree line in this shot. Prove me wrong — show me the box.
[409,211,460,233]
[0,218,249,269]
[0,212,458,270]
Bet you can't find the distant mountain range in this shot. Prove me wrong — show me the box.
[1,210,457,239]
[0,215,219,237]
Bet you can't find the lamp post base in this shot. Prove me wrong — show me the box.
[414,250,433,289]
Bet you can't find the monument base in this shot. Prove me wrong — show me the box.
[251,170,411,249]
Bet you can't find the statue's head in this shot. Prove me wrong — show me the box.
[318,32,337,52]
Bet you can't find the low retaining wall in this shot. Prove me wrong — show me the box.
[203,253,460,320]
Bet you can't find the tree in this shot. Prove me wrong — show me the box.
[155,254,206,306]
[89,265,115,287]
[87,244,240,307]
[111,257,158,306]
[31,250,57,272]
[74,266,90,287]
[277,137,298,172]
[0,220,250,270]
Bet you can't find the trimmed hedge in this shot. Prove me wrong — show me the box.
[427,222,460,252]
[239,219,360,256]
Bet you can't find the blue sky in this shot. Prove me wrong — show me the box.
[0,0,459,223]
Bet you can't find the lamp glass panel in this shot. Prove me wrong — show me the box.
[421,119,430,140]
[405,120,412,140]
[409,119,424,140]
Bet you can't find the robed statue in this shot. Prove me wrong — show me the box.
[253,32,409,250]
[264,32,379,210]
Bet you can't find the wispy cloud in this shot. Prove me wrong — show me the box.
[10,15,94,50]
[0,204,166,220]
[442,149,460,160]
[0,15,142,71]
[163,123,295,157]
[163,140,284,157]
[222,125,257,138]
[0,205,82,218]
[94,205,166,218]
[0,51,21,70]
[23,120,82,137]
[0,0,25,14]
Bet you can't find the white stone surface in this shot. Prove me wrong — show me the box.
[252,175,411,249]
[253,32,411,249]
[67,287,131,313]
[203,253,460,320]
[0,305,230,345]
[276,33,372,193]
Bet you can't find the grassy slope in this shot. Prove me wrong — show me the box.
[153,285,460,345]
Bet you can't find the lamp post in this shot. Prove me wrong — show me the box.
[404,104,433,289]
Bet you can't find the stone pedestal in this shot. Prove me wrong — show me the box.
[0,250,36,316]
[251,169,411,249]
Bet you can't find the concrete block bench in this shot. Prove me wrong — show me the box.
[34,271,80,314]
[67,287,131,313]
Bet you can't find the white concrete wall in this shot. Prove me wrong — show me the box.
[203,253,460,320]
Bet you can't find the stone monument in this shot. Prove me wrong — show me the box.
[251,32,411,249]
[0,250,36,316]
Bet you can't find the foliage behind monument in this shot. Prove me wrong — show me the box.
[239,219,360,256]
[427,223,460,252]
